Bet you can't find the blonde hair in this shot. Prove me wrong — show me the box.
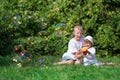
[74,25,83,32]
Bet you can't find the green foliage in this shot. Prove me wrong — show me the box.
[0,0,120,56]
[0,55,120,80]
[13,27,69,56]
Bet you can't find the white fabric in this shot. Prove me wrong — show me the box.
[62,36,84,61]
[84,35,93,44]
[83,47,98,66]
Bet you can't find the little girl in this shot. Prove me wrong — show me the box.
[82,35,99,66]
[76,35,117,66]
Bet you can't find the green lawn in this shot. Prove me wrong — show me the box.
[0,55,120,80]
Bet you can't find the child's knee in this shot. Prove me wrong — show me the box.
[75,60,81,65]
[67,60,74,64]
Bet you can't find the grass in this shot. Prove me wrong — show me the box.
[0,55,120,80]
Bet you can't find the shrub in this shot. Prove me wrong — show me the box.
[0,0,120,56]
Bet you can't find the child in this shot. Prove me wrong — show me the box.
[14,45,30,61]
[82,35,99,66]
[76,35,117,66]
[54,25,84,65]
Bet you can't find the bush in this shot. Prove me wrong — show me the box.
[0,0,120,56]
[13,24,70,56]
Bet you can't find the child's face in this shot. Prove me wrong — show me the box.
[84,40,92,48]
[74,29,83,41]
[14,46,22,52]
[15,47,18,51]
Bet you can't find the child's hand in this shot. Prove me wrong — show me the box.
[74,52,84,59]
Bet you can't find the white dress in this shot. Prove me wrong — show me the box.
[83,47,99,66]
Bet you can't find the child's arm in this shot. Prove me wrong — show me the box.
[74,50,85,59]
[87,47,96,56]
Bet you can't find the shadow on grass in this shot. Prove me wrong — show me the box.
[0,56,12,67]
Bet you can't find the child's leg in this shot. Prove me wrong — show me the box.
[53,60,74,65]
[93,60,99,66]
[83,61,91,66]
[53,61,67,65]
[66,60,74,64]
[74,60,81,65]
